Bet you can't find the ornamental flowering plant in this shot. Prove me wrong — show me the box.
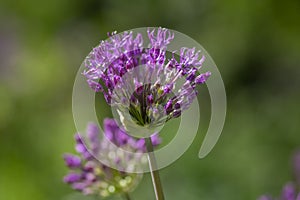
[83,28,210,135]
[64,27,211,199]
[63,119,161,199]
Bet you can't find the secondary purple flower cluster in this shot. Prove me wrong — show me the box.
[258,184,300,200]
[258,151,300,200]
[63,118,161,197]
[83,27,210,127]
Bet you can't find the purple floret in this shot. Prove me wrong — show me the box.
[63,154,81,168]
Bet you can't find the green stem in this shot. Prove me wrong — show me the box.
[145,138,165,200]
[123,192,131,200]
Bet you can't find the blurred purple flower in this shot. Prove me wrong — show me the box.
[282,183,297,200]
[83,27,210,130]
[258,183,300,200]
[63,119,161,197]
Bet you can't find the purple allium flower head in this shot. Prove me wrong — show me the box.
[83,27,211,134]
[63,119,161,197]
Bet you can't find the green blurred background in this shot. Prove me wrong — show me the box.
[1,0,300,199]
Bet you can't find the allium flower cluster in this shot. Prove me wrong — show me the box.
[63,118,161,197]
[83,28,210,130]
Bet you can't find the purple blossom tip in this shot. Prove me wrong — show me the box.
[164,99,173,114]
[195,71,211,85]
[150,134,162,146]
[174,102,181,109]
[74,133,83,143]
[147,94,154,105]
[64,154,81,168]
[163,84,173,94]
[86,123,100,141]
[64,173,81,183]
[173,110,181,118]
[87,80,103,92]
[72,182,87,191]
[75,143,87,154]
[147,27,174,49]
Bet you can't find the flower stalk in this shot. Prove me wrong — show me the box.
[123,192,132,200]
[146,137,165,200]
[80,27,211,199]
